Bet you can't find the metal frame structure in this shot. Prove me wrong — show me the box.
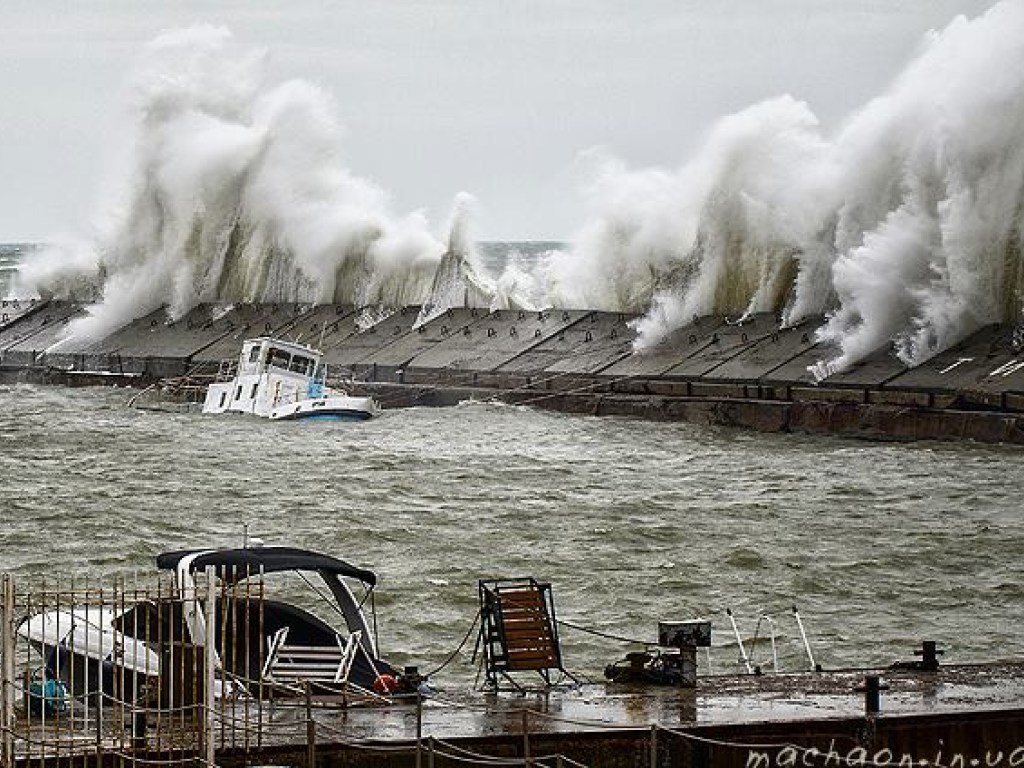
[475,578,577,692]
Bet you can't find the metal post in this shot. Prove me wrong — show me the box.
[726,609,753,674]
[204,567,217,768]
[856,675,888,716]
[793,606,818,672]
[415,691,423,768]
[650,724,658,768]
[96,581,106,755]
[915,640,943,671]
[2,574,15,768]
[522,709,531,767]
[306,682,316,768]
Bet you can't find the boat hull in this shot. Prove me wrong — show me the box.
[269,396,377,421]
[35,640,153,703]
[19,607,159,702]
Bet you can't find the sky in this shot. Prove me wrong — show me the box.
[0,0,999,243]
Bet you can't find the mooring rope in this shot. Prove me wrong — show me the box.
[555,617,650,646]
[424,608,482,678]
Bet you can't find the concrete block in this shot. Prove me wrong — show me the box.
[868,389,932,407]
[791,386,867,404]
[689,381,746,399]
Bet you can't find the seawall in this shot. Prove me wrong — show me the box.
[2,298,1023,443]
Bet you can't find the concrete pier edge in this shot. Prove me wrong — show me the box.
[1,299,1023,444]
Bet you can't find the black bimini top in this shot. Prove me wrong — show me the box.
[155,546,377,586]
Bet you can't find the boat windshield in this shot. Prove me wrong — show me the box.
[264,346,316,376]
[289,354,315,375]
[266,347,291,370]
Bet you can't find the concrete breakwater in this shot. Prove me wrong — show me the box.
[2,297,1024,443]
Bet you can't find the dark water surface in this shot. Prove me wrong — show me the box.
[2,383,1022,684]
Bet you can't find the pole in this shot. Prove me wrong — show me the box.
[2,575,14,768]
[522,709,531,767]
[415,691,423,768]
[204,566,217,768]
[726,609,753,674]
[792,606,818,671]
[306,682,316,768]
[650,724,658,768]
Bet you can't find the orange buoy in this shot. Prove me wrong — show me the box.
[373,674,398,694]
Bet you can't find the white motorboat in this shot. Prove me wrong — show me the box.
[202,337,380,421]
[17,546,401,703]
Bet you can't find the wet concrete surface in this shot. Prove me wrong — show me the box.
[259,662,1024,743]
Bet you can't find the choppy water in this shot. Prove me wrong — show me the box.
[2,383,1023,685]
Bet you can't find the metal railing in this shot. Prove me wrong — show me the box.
[0,570,309,766]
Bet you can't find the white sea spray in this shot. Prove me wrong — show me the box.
[531,2,1024,374]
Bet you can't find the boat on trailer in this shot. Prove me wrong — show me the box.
[18,546,399,703]
[202,336,380,421]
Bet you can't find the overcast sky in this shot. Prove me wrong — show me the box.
[0,0,998,243]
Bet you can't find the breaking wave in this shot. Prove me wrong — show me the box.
[531,1,1024,375]
[17,5,1024,377]
[15,26,492,341]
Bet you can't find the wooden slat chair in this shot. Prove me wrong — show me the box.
[476,578,578,691]
[261,626,363,689]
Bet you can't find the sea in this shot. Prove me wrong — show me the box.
[2,241,1024,686]
[1,367,1023,685]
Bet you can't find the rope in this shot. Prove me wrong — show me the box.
[432,737,592,768]
[424,609,481,678]
[520,709,646,732]
[429,746,526,766]
[97,748,216,766]
[432,738,533,765]
[306,720,417,752]
[555,618,650,645]
[506,373,640,409]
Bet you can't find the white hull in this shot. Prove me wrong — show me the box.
[269,395,378,421]
[21,609,235,701]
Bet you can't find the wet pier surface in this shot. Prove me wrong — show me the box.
[13,662,1024,766]
[269,661,1024,741]
[3,298,1024,442]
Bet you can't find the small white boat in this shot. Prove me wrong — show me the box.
[18,545,400,703]
[202,337,380,421]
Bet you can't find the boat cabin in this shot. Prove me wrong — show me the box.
[203,337,327,417]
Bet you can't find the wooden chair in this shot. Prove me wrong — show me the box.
[476,578,577,691]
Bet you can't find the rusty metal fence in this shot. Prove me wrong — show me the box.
[0,569,358,767]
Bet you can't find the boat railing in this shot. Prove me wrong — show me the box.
[127,359,224,411]
[215,358,238,382]
[723,605,821,675]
